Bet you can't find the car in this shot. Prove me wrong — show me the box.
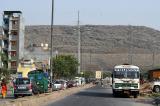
[13,77,33,98]
[67,80,77,88]
[59,80,67,90]
[52,80,63,91]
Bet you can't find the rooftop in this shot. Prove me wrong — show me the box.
[4,11,22,15]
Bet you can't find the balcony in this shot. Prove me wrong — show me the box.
[2,45,8,51]
[11,65,17,70]
[10,56,17,61]
[10,28,18,31]
[2,18,9,30]
[2,23,9,31]
[1,54,8,61]
[2,47,8,51]
[2,34,9,40]
[10,35,17,41]
[10,30,18,36]
[12,24,19,30]
[10,17,19,21]
[10,45,17,51]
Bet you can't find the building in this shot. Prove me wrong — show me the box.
[148,69,160,81]
[17,59,36,77]
[1,11,24,73]
[0,31,2,69]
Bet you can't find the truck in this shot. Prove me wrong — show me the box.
[28,69,48,94]
[147,69,160,93]
[112,64,140,98]
[148,69,160,81]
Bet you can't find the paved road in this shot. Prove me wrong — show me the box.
[46,85,154,106]
[0,95,14,104]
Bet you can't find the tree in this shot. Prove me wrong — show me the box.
[52,55,78,79]
[0,53,10,81]
[103,72,111,78]
[0,68,10,80]
[82,71,95,78]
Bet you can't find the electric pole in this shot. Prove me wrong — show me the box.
[50,0,54,91]
[77,11,81,74]
[128,26,133,64]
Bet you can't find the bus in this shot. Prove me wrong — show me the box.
[112,64,140,98]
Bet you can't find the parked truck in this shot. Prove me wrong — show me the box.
[148,69,160,93]
[28,69,48,94]
[112,64,140,98]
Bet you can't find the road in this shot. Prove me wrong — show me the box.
[46,85,154,106]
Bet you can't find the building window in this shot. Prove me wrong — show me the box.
[4,18,9,25]
[12,20,18,29]
[11,41,16,46]
[11,61,16,66]
[13,20,18,25]
[11,31,18,35]
[11,51,16,56]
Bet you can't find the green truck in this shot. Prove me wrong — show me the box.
[28,69,48,94]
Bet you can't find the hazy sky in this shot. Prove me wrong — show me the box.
[1,0,160,30]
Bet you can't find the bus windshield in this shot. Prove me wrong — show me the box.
[114,68,139,79]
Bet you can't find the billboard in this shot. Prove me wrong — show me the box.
[95,71,102,79]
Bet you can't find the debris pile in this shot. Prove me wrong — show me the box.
[140,82,153,96]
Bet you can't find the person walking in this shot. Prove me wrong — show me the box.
[1,79,7,99]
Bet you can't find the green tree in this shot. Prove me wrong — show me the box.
[103,72,111,78]
[0,53,10,80]
[82,71,95,78]
[0,68,10,80]
[52,55,78,79]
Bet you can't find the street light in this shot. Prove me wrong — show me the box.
[50,0,54,91]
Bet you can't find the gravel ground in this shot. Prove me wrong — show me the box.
[0,84,94,106]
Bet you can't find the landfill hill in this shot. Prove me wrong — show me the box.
[24,25,160,71]
[2,25,160,71]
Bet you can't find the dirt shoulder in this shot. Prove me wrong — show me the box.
[0,84,94,106]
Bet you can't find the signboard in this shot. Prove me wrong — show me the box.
[17,72,22,78]
[95,71,102,79]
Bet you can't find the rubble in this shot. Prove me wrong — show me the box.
[140,82,153,96]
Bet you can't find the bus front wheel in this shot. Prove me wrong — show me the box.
[133,93,138,98]
[113,90,117,97]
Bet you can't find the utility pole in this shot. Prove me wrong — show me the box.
[152,41,156,69]
[152,51,155,68]
[90,49,91,65]
[128,26,133,64]
[50,0,54,91]
[77,11,81,74]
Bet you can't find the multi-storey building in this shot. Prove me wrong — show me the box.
[1,11,24,73]
[0,29,2,69]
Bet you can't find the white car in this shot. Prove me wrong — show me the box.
[59,80,67,90]
[52,81,63,91]
[151,81,160,93]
